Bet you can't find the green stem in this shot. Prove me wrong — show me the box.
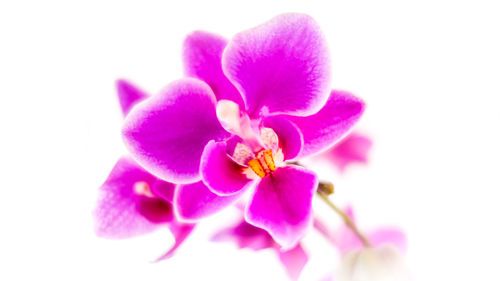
[317,191,371,247]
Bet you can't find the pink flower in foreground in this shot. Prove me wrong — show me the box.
[94,81,194,260]
[314,132,372,172]
[213,216,308,281]
[121,13,365,248]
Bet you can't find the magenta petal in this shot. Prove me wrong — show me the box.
[263,116,303,160]
[122,78,230,183]
[116,79,149,116]
[95,157,160,239]
[212,219,275,251]
[174,181,245,221]
[200,141,252,195]
[222,13,331,117]
[245,165,318,248]
[136,196,173,223]
[231,222,275,250]
[183,31,244,107]
[156,223,196,261]
[285,90,365,158]
[152,181,176,203]
[278,244,309,281]
[322,132,373,172]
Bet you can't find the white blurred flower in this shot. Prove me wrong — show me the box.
[335,244,410,281]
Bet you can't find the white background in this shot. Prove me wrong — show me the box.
[1,0,499,280]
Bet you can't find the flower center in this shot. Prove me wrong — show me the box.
[247,149,276,178]
[216,100,284,178]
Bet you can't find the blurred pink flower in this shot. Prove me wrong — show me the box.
[315,206,408,281]
[213,216,308,281]
[314,132,372,172]
[335,244,410,281]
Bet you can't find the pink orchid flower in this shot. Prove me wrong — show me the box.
[121,13,365,248]
[313,132,373,172]
[94,80,194,260]
[213,216,308,281]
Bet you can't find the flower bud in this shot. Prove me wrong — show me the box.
[318,181,334,195]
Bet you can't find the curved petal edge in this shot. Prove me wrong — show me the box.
[286,90,365,158]
[222,13,331,117]
[122,78,230,184]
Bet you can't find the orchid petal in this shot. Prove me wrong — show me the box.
[262,116,303,160]
[212,220,275,251]
[320,132,373,172]
[135,196,173,223]
[174,181,245,222]
[122,78,230,183]
[152,181,176,203]
[116,79,149,116]
[94,157,166,239]
[200,141,253,195]
[222,13,331,117]
[183,31,244,107]
[245,165,317,248]
[156,223,196,261]
[278,244,309,281]
[285,90,365,158]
